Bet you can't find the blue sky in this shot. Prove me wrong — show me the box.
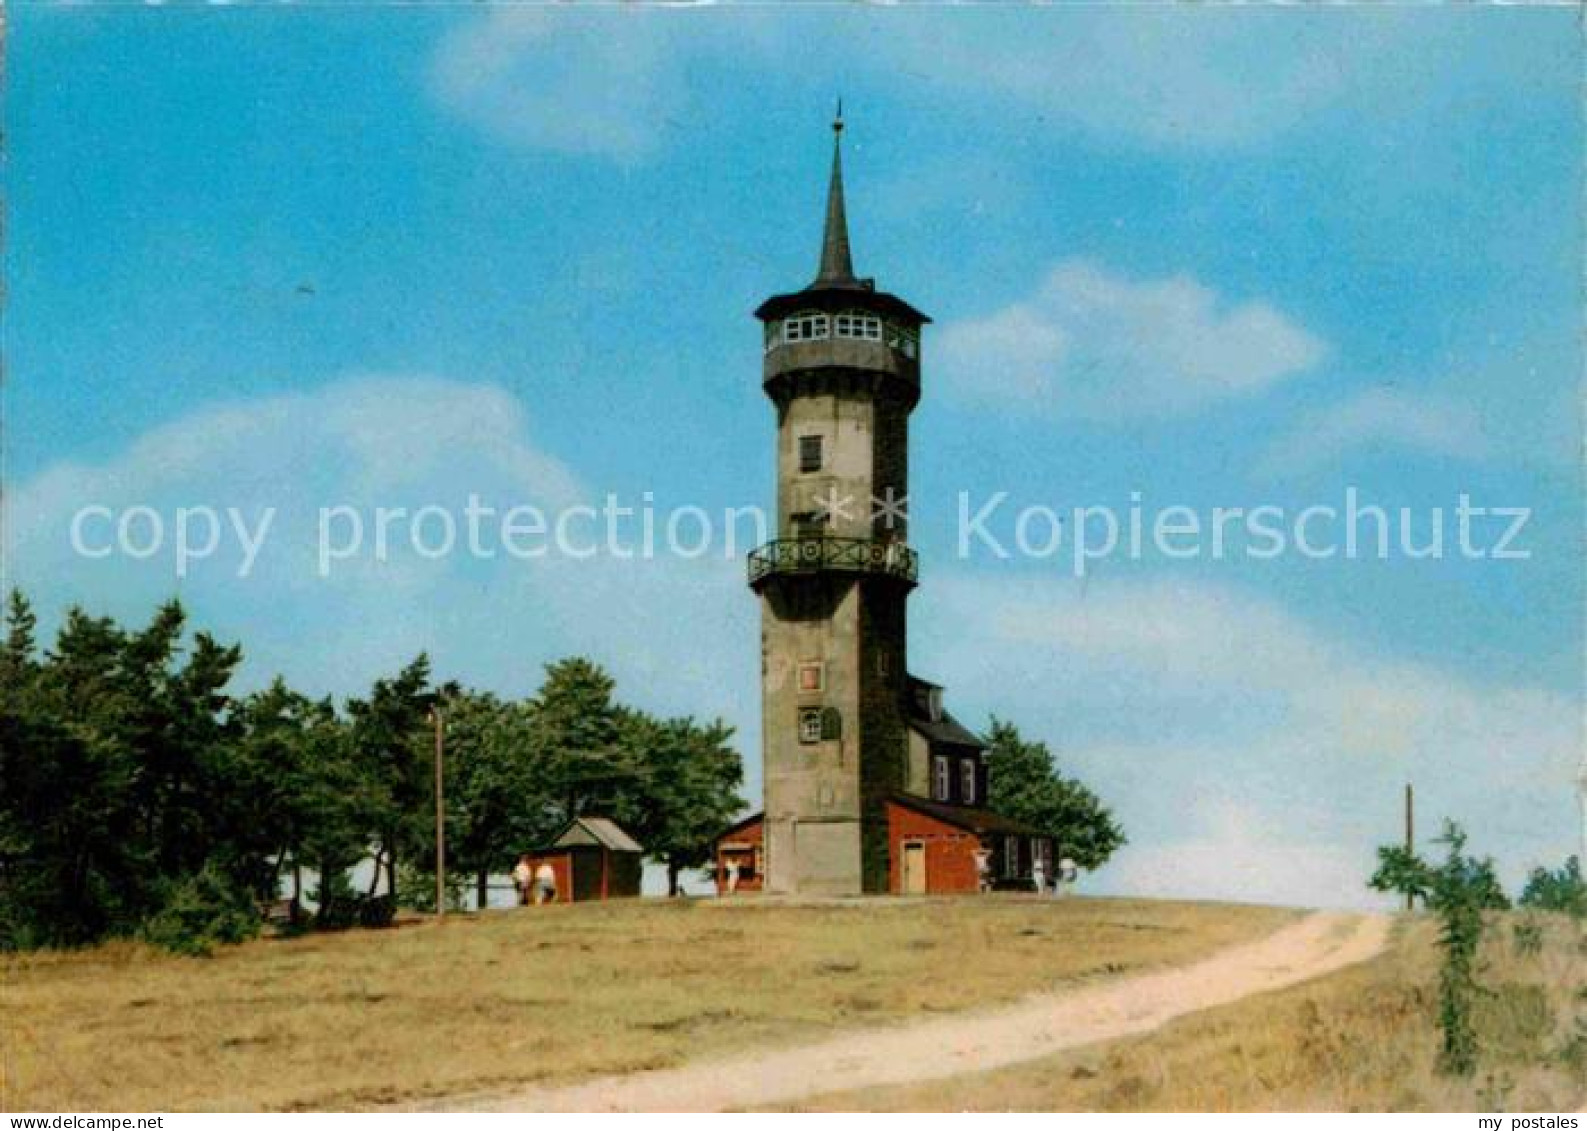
[7,6,1582,906]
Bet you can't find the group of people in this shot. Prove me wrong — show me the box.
[511,855,559,905]
[972,847,1079,895]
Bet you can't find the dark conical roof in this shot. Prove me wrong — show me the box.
[814,111,856,287]
[753,108,930,326]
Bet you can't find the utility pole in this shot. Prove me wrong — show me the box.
[1577,751,1586,869]
[1404,782,1415,912]
[432,706,446,919]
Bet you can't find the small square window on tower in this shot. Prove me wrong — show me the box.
[798,661,824,693]
[799,434,823,473]
[798,708,823,744]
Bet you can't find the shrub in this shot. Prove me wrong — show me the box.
[1519,857,1587,919]
[141,863,261,957]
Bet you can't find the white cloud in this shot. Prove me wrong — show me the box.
[936,260,1326,418]
[918,573,1580,907]
[426,10,1433,159]
[1256,388,1493,478]
[6,375,756,731]
[1104,801,1371,910]
[881,10,1371,152]
[428,9,689,160]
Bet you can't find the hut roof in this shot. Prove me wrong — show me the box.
[551,816,644,853]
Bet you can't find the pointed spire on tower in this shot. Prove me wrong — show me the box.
[814,100,857,287]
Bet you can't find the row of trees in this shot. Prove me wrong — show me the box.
[2,591,1126,953]
[0,593,743,950]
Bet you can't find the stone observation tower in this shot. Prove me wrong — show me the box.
[750,110,929,895]
[717,112,1051,899]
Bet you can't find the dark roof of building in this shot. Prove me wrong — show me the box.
[549,816,644,853]
[908,711,987,750]
[754,113,929,327]
[890,793,1049,838]
[904,674,987,750]
[713,811,765,842]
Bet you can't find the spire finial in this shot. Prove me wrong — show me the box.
[815,102,856,286]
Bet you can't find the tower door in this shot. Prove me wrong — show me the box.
[902,841,927,895]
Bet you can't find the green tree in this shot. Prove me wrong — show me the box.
[984,718,1125,871]
[621,710,744,895]
[1518,855,1586,918]
[443,693,562,907]
[531,658,635,822]
[1368,820,1509,1076]
[346,656,435,898]
[0,598,253,950]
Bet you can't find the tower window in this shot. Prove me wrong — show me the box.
[932,755,950,802]
[835,312,882,340]
[798,661,824,693]
[783,312,830,344]
[960,759,977,804]
[886,322,919,359]
[798,708,823,744]
[799,434,823,473]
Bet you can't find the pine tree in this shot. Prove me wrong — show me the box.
[984,717,1125,871]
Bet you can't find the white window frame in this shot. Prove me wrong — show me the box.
[932,755,950,802]
[835,311,883,341]
[799,708,823,744]
[783,312,830,344]
[960,759,977,804]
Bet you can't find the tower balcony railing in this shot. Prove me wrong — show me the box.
[747,536,919,587]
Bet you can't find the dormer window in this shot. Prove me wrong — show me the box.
[927,686,943,722]
[783,312,830,344]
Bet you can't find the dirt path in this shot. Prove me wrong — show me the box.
[432,910,1390,1113]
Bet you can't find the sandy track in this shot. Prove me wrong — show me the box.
[429,910,1390,1113]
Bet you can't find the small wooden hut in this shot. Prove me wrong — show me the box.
[523,817,644,902]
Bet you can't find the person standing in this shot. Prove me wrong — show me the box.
[511,855,533,907]
[973,846,992,894]
[534,861,557,905]
[725,856,740,895]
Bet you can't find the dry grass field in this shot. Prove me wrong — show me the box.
[2,896,1292,1111]
[793,911,1587,1112]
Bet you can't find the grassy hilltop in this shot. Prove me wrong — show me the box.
[6,897,1285,1110]
[4,898,1581,1112]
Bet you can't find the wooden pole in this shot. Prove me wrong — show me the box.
[433,706,445,919]
[1404,782,1414,912]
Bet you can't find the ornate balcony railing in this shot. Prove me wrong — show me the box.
[747,537,919,587]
